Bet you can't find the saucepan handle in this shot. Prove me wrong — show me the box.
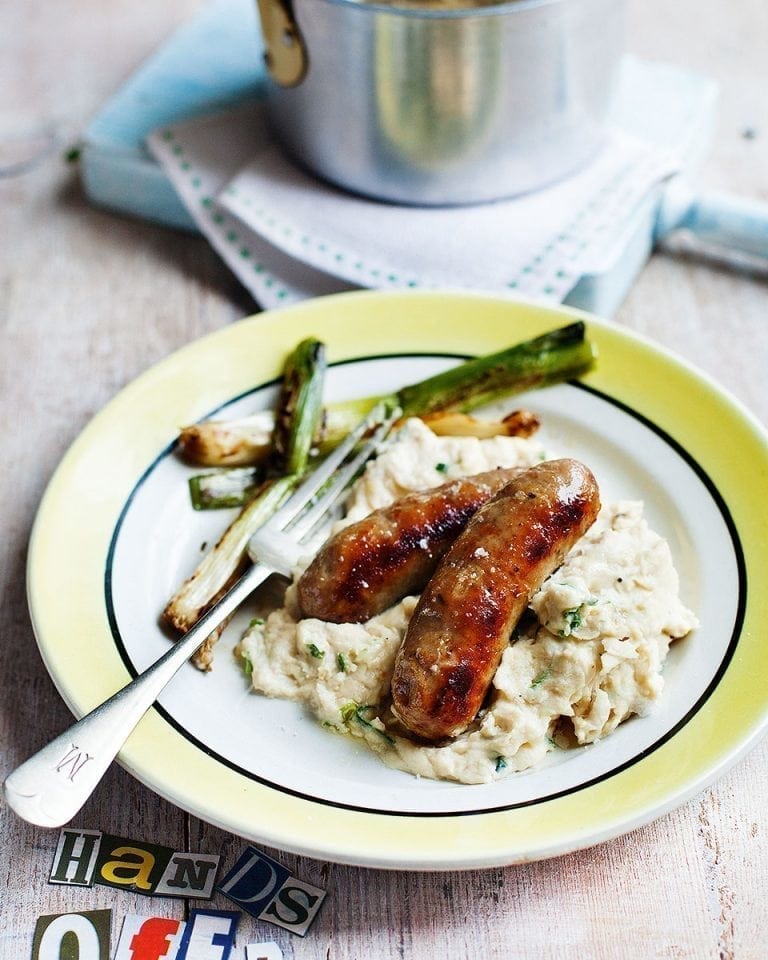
[256,0,308,87]
[658,178,768,265]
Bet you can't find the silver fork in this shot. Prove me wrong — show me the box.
[3,402,400,828]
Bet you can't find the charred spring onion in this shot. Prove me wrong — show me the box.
[270,337,328,476]
[178,413,274,467]
[188,466,264,511]
[396,321,594,416]
[164,338,327,667]
[420,409,541,439]
[186,339,329,510]
[163,474,299,635]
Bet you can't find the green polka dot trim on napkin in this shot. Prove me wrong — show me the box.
[148,107,352,308]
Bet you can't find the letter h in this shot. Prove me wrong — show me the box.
[49,829,103,886]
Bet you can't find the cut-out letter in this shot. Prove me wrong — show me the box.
[99,845,157,892]
[176,910,239,960]
[32,910,111,960]
[113,914,186,960]
[154,853,220,899]
[49,829,103,887]
[217,848,290,917]
[245,943,283,960]
[260,876,326,937]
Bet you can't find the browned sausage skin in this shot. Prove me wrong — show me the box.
[391,458,601,741]
[297,467,524,624]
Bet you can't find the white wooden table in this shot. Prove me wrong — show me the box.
[2,1,767,956]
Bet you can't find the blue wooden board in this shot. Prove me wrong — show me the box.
[82,0,265,231]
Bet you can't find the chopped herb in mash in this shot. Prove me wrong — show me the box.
[560,606,583,635]
[341,702,395,745]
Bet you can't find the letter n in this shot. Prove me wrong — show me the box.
[154,853,221,899]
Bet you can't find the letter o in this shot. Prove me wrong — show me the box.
[38,914,101,960]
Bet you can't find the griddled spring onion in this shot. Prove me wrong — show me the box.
[177,339,326,474]
[178,412,274,467]
[188,466,264,510]
[165,337,328,664]
[420,409,540,439]
[395,321,595,416]
[269,337,327,476]
[163,474,298,635]
[178,404,376,470]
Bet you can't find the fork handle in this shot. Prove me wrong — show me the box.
[3,562,271,828]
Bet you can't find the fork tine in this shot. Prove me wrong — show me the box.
[259,401,396,536]
[286,407,400,544]
[248,406,400,574]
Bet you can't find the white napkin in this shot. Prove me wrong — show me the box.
[148,98,675,311]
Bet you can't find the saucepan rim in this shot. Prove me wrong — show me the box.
[298,0,579,22]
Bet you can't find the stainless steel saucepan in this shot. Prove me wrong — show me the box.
[256,0,624,205]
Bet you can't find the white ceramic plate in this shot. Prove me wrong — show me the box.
[27,291,768,869]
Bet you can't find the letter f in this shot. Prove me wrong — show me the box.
[130,917,183,960]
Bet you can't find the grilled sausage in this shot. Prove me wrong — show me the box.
[297,467,524,624]
[391,458,600,741]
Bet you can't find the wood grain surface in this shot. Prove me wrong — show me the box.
[1,1,766,957]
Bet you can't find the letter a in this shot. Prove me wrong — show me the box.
[100,845,156,891]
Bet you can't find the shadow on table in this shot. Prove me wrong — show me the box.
[53,167,258,319]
